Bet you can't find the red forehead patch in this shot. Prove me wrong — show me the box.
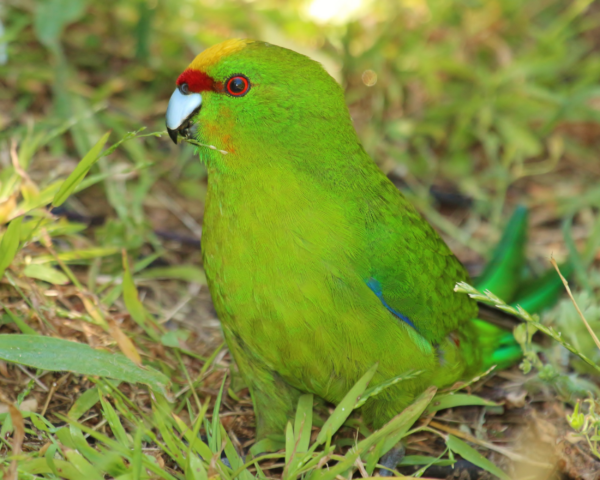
[176,69,215,93]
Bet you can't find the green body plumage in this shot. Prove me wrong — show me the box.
[167,40,553,439]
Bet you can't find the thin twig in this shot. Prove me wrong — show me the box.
[550,256,600,352]
[41,381,59,416]
[10,139,34,184]
[16,364,49,391]
[155,192,203,239]
[183,137,229,155]
[160,283,201,324]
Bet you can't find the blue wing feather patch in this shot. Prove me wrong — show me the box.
[366,278,416,330]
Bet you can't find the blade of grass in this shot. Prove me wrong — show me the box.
[315,363,378,446]
[172,404,213,461]
[99,393,131,448]
[0,334,169,394]
[426,393,499,414]
[185,452,209,480]
[294,394,313,453]
[131,427,143,480]
[446,435,510,480]
[0,303,37,335]
[122,250,161,341]
[210,374,227,453]
[222,425,253,480]
[52,131,110,208]
[62,448,104,480]
[550,256,600,353]
[0,216,22,279]
[67,387,100,420]
[355,369,422,408]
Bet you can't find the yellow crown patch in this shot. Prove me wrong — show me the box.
[188,39,252,71]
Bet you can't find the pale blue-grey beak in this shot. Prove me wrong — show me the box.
[166,88,202,144]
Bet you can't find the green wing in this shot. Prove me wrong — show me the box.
[359,177,477,345]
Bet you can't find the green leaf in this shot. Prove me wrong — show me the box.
[365,386,438,474]
[56,426,76,448]
[1,305,37,335]
[23,264,69,285]
[45,444,61,477]
[18,182,63,216]
[67,386,100,420]
[315,363,378,445]
[222,425,253,480]
[160,329,190,348]
[355,369,422,408]
[446,435,511,480]
[99,394,130,447]
[426,393,499,414]
[34,0,87,48]
[151,398,187,469]
[69,424,111,468]
[30,413,53,433]
[0,334,169,395]
[399,455,454,466]
[285,395,314,479]
[249,437,285,457]
[63,448,104,480]
[131,427,143,480]
[0,216,23,279]
[32,247,120,264]
[294,394,313,453]
[122,252,158,340]
[210,374,227,453]
[175,401,213,462]
[285,420,294,467]
[185,453,208,480]
[18,458,81,479]
[52,131,110,207]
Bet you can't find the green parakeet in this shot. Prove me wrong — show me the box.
[165,39,555,440]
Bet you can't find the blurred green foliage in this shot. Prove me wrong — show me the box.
[3,0,600,229]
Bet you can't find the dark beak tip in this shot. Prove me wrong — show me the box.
[167,128,179,144]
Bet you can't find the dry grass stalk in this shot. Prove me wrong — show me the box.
[550,256,600,352]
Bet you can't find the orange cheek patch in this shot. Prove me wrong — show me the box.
[204,122,221,139]
[214,106,237,152]
[196,106,238,154]
[220,134,236,154]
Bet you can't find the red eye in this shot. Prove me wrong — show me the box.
[226,75,250,96]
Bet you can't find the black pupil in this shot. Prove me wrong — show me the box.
[230,78,246,93]
[180,83,189,94]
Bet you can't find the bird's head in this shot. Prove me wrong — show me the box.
[166,39,358,171]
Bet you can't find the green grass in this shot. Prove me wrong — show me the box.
[1,0,600,478]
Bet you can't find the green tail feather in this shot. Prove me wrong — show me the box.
[511,262,573,313]
[470,207,572,371]
[468,207,528,371]
[474,205,528,303]
[470,319,523,371]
